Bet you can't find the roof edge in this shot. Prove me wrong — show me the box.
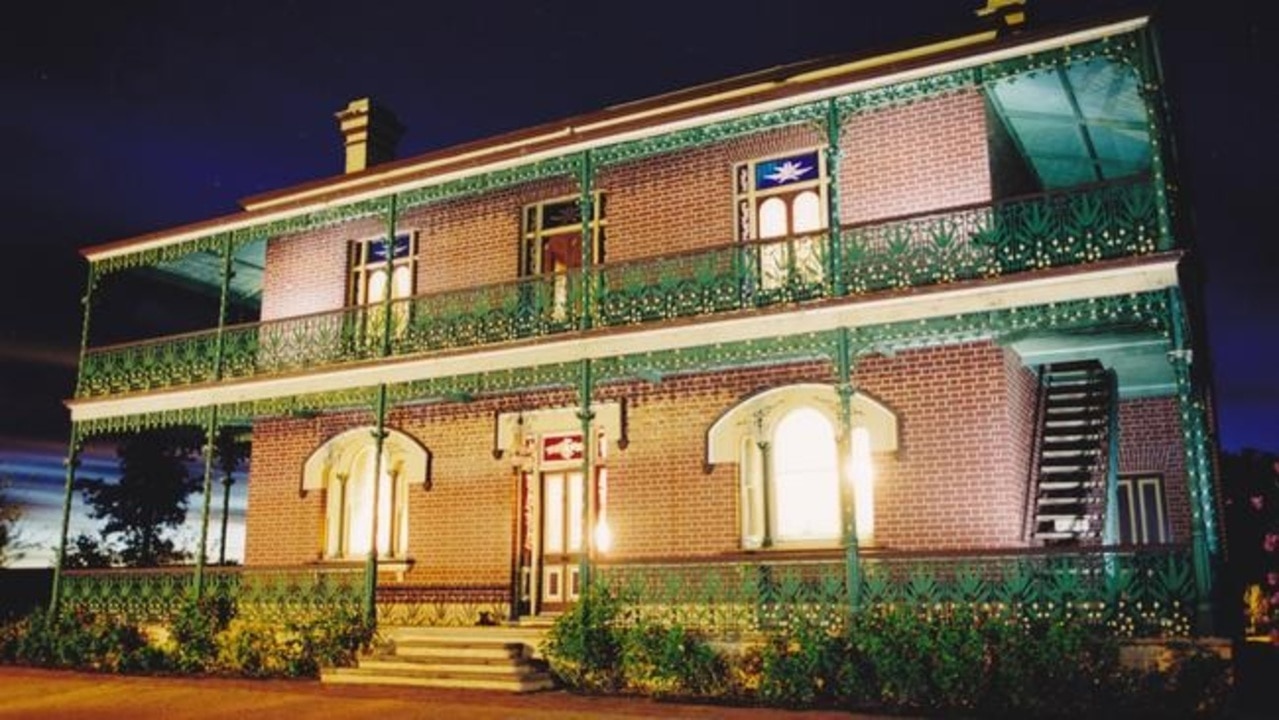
[82,11,1150,262]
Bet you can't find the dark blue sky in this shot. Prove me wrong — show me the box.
[0,1,1275,561]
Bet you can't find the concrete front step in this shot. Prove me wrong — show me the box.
[322,667,555,692]
[321,625,556,693]
[393,642,526,661]
[356,658,545,677]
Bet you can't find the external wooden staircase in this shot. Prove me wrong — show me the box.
[322,625,555,692]
[1030,360,1114,544]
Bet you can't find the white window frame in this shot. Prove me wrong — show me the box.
[1116,474,1170,545]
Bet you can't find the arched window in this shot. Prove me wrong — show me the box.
[708,384,897,549]
[734,151,829,293]
[772,407,841,542]
[303,428,428,560]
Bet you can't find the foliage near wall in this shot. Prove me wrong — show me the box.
[0,598,372,679]
[542,581,1233,717]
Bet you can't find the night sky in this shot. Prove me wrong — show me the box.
[1,1,1275,565]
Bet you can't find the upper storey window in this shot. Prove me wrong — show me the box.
[349,233,417,306]
[520,195,606,322]
[520,194,606,276]
[734,150,827,290]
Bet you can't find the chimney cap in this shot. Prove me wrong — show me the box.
[336,97,404,174]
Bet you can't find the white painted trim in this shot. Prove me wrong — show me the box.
[85,17,1149,262]
[68,257,1179,422]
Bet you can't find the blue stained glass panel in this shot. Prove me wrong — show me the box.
[754,151,820,190]
[368,234,412,262]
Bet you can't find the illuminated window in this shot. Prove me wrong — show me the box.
[303,428,428,560]
[350,233,416,305]
[1117,474,1169,544]
[709,385,896,550]
[348,233,416,339]
[520,196,606,321]
[734,150,828,291]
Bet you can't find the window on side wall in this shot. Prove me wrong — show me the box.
[734,150,827,294]
[1116,474,1170,544]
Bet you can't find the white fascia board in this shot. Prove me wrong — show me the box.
[68,256,1179,423]
[85,17,1149,263]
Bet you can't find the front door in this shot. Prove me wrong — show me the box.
[538,470,584,611]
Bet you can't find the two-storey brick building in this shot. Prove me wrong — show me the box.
[55,6,1224,637]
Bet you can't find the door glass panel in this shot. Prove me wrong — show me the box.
[544,474,564,554]
[567,472,584,552]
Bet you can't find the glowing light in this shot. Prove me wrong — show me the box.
[594,519,613,554]
[849,426,875,543]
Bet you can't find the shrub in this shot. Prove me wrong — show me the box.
[169,597,233,672]
[619,622,726,697]
[1,609,169,673]
[542,582,626,691]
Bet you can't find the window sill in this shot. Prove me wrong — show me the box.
[313,557,415,581]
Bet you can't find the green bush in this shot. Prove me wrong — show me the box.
[544,591,1232,717]
[0,609,170,673]
[619,622,726,697]
[169,597,233,672]
[0,597,370,680]
[289,606,374,672]
[541,582,625,691]
[216,619,287,677]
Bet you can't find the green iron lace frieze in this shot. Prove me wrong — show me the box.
[594,101,827,168]
[388,361,580,406]
[398,155,582,212]
[978,30,1144,86]
[836,68,979,114]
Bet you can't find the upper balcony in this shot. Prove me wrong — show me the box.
[72,16,1183,406]
[76,177,1164,400]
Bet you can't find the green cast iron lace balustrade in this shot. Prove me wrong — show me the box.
[79,331,222,397]
[58,565,365,624]
[594,545,1194,638]
[391,272,585,355]
[842,178,1158,294]
[77,182,1161,399]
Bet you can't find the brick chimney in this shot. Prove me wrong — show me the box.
[335,98,405,174]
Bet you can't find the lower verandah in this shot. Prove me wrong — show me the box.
[242,339,1191,620]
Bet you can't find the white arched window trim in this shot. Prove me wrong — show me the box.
[707,384,897,549]
[302,427,430,561]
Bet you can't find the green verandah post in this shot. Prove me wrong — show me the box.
[577,359,595,594]
[835,328,862,611]
[49,432,83,615]
[1168,290,1215,634]
[363,195,399,626]
[50,263,97,614]
[826,98,845,297]
[194,233,235,601]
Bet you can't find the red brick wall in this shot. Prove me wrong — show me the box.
[244,340,1045,572]
[245,414,344,564]
[840,90,991,223]
[598,363,836,560]
[599,125,824,261]
[260,217,384,322]
[855,341,1028,550]
[1118,397,1191,542]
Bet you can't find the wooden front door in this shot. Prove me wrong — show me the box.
[538,470,584,611]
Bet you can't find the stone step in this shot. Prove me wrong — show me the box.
[357,657,545,677]
[322,667,555,692]
[393,642,526,661]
